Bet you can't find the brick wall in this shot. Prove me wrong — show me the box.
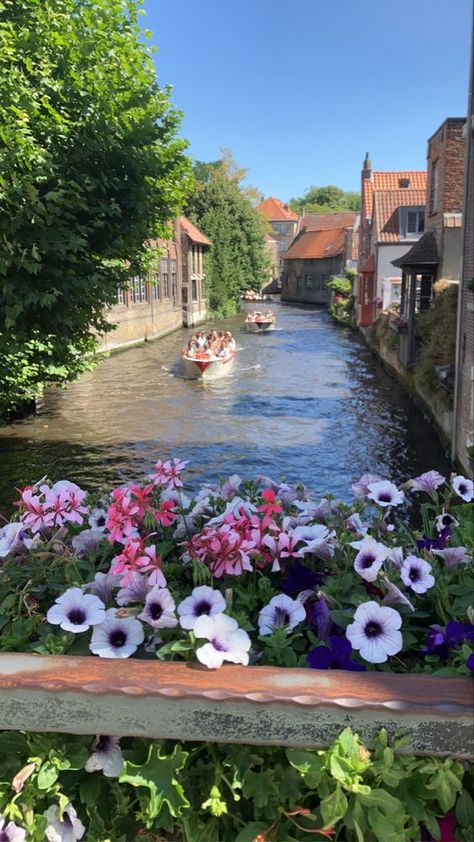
[426,118,465,249]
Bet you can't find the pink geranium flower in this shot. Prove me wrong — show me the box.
[106,488,141,543]
[110,539,166,586]
[16,487,54,533]
[155,499,178,527]
[262,530,303,572]
[258,488,282,528]
[149,458,188,489]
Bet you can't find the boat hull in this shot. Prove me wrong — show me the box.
[183,352,236,379]
[245,321,275,333]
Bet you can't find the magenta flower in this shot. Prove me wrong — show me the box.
[367,481,404,508]
[262,530,303,571]
[346,601,403,663]
[452,475,473,502]
[409,471,445,495]
[106,488,141,543]
[110,540,166,587]
[400,556,435,594]
[149,458,188,489]
[17,487,54,533]
[258,488,282,528]
[350,537,388,582]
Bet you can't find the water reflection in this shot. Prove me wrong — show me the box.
[0,302,451,513]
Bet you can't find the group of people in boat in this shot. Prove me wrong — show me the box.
[245,310,276,324]
[184,330,236,359]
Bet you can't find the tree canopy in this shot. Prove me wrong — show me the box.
[289,185,360,215]
[187,153,269,315]
[0,0,191,419]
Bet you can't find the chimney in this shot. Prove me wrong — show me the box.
[362,152,372,179]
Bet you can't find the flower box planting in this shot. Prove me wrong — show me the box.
[0,462,472,840]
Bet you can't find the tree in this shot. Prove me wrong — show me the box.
[0,0,191,419]
[187,157,269,316]
[289,185,360,215]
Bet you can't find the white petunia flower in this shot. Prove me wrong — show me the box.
[400,555,435,594]
[89,608,144,658]
[82,571,121,604]
[409,471,445,495]
[0,814,26,842]
[350,537,388,582]
[88,506,108,531]
[435,512,459,533]
[71,528,104,557]
[116,571,150,606]
[194,613,251,669]
[367,480,404,508]
[352,473,382,498]
[177,586,226,630]
[44,802,85,842]
[346,601,403,664]
[452,475,473,502]
[386,546,404,568]
[258,594,306,636]
[47,588,105,633]
[289,524,334,559]
[85,735,124,778]
[382,579,415,612]
[137,586,178,629]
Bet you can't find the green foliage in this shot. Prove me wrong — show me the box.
[0,0,191,420]
[415,284,458,406]
[0,727,470,841]
[327,275,353,297]
[289,184,361,214]
[327,272,356,327]
[187,153,269,315]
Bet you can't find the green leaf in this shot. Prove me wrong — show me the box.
[119,744,189,822]
[235,822,268,842]
[456,789,474,827]
[320,785,348,828]
[37,760,59,790]
[242,769,279,808]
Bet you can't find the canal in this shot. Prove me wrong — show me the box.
[0,301,451,512]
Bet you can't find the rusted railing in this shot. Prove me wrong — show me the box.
[0,654,472,758]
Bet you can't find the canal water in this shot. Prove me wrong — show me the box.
[0,301,451,513]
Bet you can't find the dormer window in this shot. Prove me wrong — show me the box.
[399,178,411,188]
[407,210,425,235]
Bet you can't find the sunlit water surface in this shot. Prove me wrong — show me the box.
[0,302,450,512]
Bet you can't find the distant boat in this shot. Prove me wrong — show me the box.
[182,350,237,379]
[245,312,276,333]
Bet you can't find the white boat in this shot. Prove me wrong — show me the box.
[183,350,236,379]
[245,315,276,333]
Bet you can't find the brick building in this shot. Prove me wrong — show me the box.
[257,197,298,282]
[392,119,466,368]
[281,223,356,305]
[453,35,474,474]
[356,158,427,327]
[98,217,210,351]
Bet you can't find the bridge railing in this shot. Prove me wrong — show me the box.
[1,654,472,758]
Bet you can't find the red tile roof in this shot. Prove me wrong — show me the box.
[362,171,427,220]
[374,189,427,241]
[179,216,211,246]
[299,211,357,231]
[283,227,346,260]
[257,196,298,221]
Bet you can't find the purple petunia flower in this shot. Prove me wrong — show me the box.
[115,572,150,606]
[311,593,332,641]
[445,621,474,647]
[433,546,470,570]
[467,653,474,672]
[416,527,450,551]
[281,561,322,594]
[352,473,382,498]
[409,471,445,495]
[307,635,366,671]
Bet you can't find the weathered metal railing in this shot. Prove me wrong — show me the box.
[0,654,472,758]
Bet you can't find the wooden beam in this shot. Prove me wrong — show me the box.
[0,654,472,757]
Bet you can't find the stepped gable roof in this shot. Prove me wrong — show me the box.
[374,189,427,242]
[257,197,298,221]
[179,216,211,246]
[299,211,357,231]
[362,171,427,221]
[283,227,346,260]
[392,230,439,267]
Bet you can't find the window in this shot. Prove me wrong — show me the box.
[429,160,439,213]
[117,287,125,305]
[182,285,188,305]
[131,276,146,304]
[272,222,287,236]
[278,240,287,252]
[304,274,313,290]
[296,275,302,292]
[191,279,197,301]
[171,259,177,305]
[151,269,160,301]
[406,210,425,235]
[161,259,169,299]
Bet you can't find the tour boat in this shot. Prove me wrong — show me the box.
[245,313,276,333]
[182,350,237,379]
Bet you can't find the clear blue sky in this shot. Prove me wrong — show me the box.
[143,0,472,201]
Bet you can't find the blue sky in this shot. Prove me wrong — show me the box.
[143,0,472,201]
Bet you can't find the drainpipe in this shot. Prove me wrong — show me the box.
[451,17,473,466]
